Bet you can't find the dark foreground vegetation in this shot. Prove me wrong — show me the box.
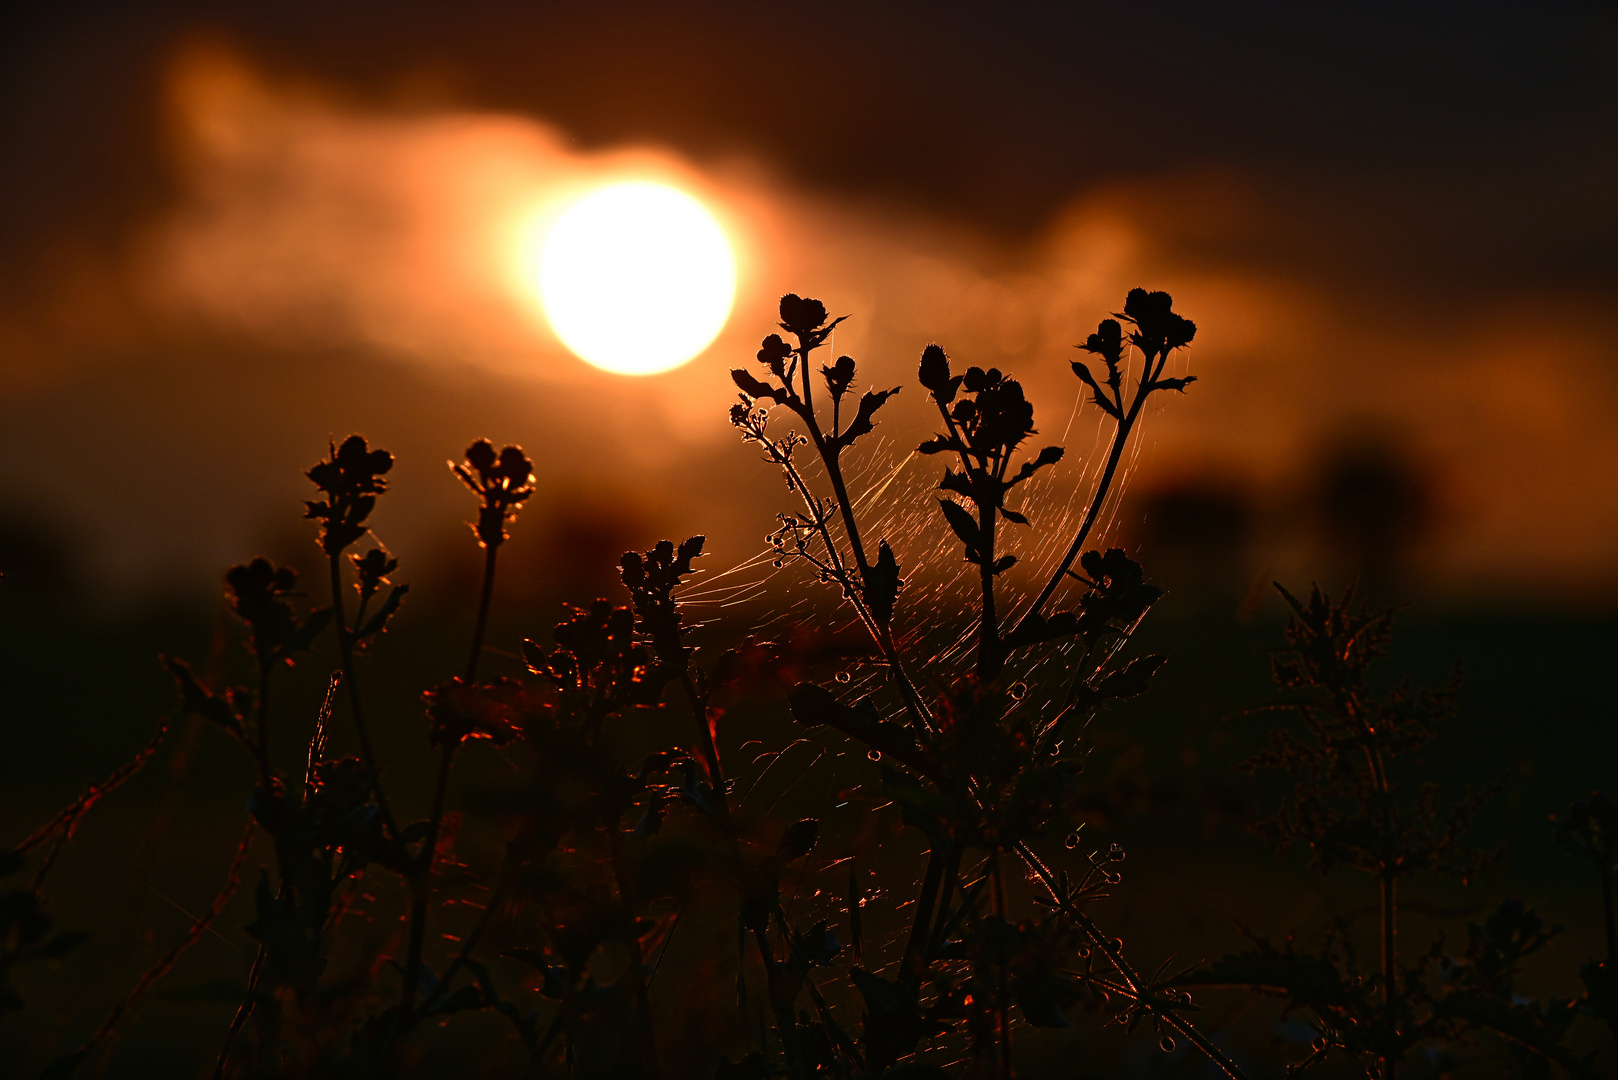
[3,291,1616,1079]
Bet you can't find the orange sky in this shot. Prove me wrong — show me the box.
[1,18,1614,611]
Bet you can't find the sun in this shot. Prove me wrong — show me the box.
[521,181,736,376]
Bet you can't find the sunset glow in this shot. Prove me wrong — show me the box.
[523,181,736,375]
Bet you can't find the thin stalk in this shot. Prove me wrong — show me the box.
[1019,408,1134,628]
[766,434,933,732]
[606,826,662,1080]
[254,662,274,795]
[901,847,947,984]
[927,842,963,960]
[679,672,731,820]
[397,727,456,1028]
[1601,853,1616,969]
[1015,841,1248,1080]
[991,847,1012,1080]
[327,554,396,837]
[212,945,265,1080]
[1356,713,1399,1080]
[1382,871,1398,1080]
[399,541,499,1029]
[976,496,999,681]
[465,545,498,683]
[1018,346,1171,632]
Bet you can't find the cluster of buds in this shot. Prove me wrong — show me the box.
[305,435,394,555]
[452,440,535,549]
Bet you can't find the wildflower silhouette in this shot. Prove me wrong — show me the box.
[6,290,1614,1080]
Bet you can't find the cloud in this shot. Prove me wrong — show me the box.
[2,42,1615,607]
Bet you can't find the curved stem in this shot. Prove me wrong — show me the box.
[1018,409,1135,629]
[1017,346,1173,632]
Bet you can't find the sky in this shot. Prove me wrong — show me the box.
[1,1,1615,610]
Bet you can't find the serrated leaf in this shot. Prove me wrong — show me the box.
[838,386,901,449]
[357,584,408,640]
[731,368,787,404]
[917,435,964,455]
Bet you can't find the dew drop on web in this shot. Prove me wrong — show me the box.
[867,750,882,762]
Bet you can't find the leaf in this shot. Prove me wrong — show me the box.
[777,819,820,862]
[1152,375,1198,393]
[787,684,924,771]
[38,930,89,960]
[1001,610,1081,651]
[991,555,1017,575]
[1071,361,1120,417]
[850,969,929,1071]
[1096,654,1168,700]
[730,368,788,404]
[837,386,902,449]
[287,606,334,654]
[357,584,408,640]
[160,656,244,739]
[864,541,901,628]
[938,469,974,501]
[502,949,571,998]
[917,435,964,455]
[937,499,980,553]
[1000,507,1029,525]
[1009,445,1064,487]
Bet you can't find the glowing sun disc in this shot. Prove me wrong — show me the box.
[529,181,736,375]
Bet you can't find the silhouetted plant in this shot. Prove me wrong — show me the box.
[8,287,1618,1080]
[1183,585,1591,1079]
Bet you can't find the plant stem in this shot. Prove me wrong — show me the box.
[977,495,999,681]
[254,660,274,795]
[1017,346,1171,633]
[1019,409,1134,629]
[399,541,498,1030]
[212,945,264,1079]
[679,672,730,820]
[327,554,396,836]
[465,545,498,683]
[766,402,933,733]
[398,744,455,1028]
[902,846,947,984]
[1015,841,1248,1080]
[1601,852,1617,969]
[991,847,1012,1080]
